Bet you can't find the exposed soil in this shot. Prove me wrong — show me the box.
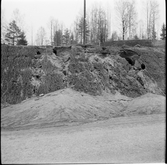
[1,88,165,163]
[1,88,165,130]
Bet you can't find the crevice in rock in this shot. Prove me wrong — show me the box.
[125,58,135,66]
[137,76,144,86]
[109,75,113,80]
[53,48,57,55]
[36,51,41,55]
[63,70,67,76]
[141,63,145,70]
[35,75,40,79]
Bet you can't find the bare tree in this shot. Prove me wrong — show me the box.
[77,17,89,44]
[48,17,67,46]
[138,19,146,39]
[72,2,109,45]
[48,17,54,46]
[88,3,109,44]
[115,0,129,40]
[1,10,8,43]
[89,5,99,43]
[63,28,70,45]
[115,0,137,40]
[70,31,75,45]
[150,0,159,40]
[97,7,108,44]
[53,29,63,46]
[146,0,150,39]
[73,17,80,44]
[144,0,159,39]
[52,19,60,46]
[127,0,137,39]
[111,31,118,41]
[52,21,65,46]
[35,27,46,46]
[72,14,89,44]
[106,2,111,40]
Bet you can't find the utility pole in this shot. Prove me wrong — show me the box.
[83,0,86,46]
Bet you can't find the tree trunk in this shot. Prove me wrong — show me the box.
[123,20,125,40]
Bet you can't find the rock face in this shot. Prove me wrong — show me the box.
[1,44,165,104]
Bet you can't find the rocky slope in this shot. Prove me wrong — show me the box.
[1,44,165,105]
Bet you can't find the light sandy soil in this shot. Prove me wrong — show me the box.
[1,88,165,130]
[1,113,165,164]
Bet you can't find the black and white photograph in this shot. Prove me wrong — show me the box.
[1,0,166,163]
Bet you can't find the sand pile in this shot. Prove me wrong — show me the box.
[1,88,165,130]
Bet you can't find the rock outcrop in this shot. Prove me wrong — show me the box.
[1,44,165,105]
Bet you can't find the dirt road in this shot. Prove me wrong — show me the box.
[1,114,165,163]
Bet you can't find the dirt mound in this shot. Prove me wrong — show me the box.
[1,88,165,130]
[124,93,165,116]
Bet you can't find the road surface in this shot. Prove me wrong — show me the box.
[1,114,165,163]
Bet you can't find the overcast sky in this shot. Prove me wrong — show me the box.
[2,0,166,44]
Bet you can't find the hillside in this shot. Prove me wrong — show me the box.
[1,43,165,105]
[1,43,165,129]
[1,43,166,164]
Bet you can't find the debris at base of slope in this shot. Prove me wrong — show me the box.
[1,88,165,130]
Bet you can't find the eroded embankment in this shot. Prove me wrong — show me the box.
[1,44,165,106]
